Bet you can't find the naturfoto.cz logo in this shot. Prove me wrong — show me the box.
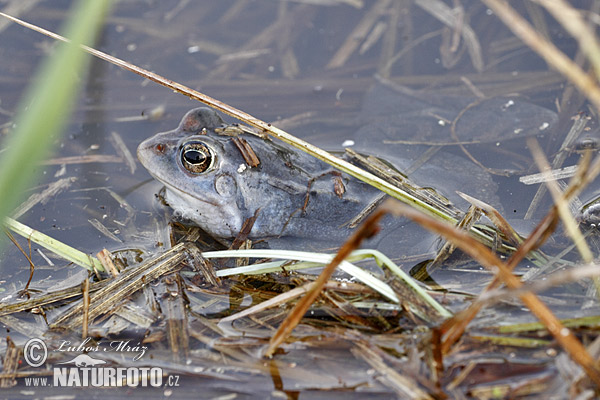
[22,337,179,388]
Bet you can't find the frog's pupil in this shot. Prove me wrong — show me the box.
[185,150,205,164]
[181,142,212,173]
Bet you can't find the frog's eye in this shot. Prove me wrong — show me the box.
[181,142,213,174]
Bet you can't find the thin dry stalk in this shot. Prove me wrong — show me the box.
[414,0,483,71]
[326,0,391,69]
[528,138,593,263]
[0,337,18,388]
[535,0,600,80]
[381,200,600,387]
[458,192,522,247]
[11,177,76,219]
[41,154,122,165]
[441,153,600,353]
[81,277,90,339]
[483,0,600,112]
[4,230,35,293]
[108,131,136,174]
[263,209,386,357]
[352,342,435,399]
[0,1,39,33]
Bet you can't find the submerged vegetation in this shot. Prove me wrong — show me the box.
[1,1,600,398]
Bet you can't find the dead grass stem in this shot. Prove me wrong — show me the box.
[483,0,600,112]
[381,199,600,387]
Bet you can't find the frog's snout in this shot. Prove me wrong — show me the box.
[137,136,166,169]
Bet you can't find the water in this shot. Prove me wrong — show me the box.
[0,0,597,397]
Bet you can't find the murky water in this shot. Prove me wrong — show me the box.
[0,0,598,397]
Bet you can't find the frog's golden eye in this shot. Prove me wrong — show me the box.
[181,142,213,174]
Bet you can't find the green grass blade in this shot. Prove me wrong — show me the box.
[4,217,104,272]
[0,1,111,260]
[206,249,400,302]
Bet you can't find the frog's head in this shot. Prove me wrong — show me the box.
[137,108,249,237]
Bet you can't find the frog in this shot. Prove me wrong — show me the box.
[137,107,404,248]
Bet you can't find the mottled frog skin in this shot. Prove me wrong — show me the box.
[137,108,383,242]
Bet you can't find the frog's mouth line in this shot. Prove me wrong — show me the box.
[150,173,220,208]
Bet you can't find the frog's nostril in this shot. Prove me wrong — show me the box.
[154,143,166,153]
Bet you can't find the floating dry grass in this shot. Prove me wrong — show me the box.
[414,0,483,72]
[3,1,600,396]
[264,207,385,357]
[50,242,189,331]
[524,112,590,219]
[528,139,593,264]
[483,0,600,111]
[211,249,400,303]
[380,198,600,386]
[208,248,451,318]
